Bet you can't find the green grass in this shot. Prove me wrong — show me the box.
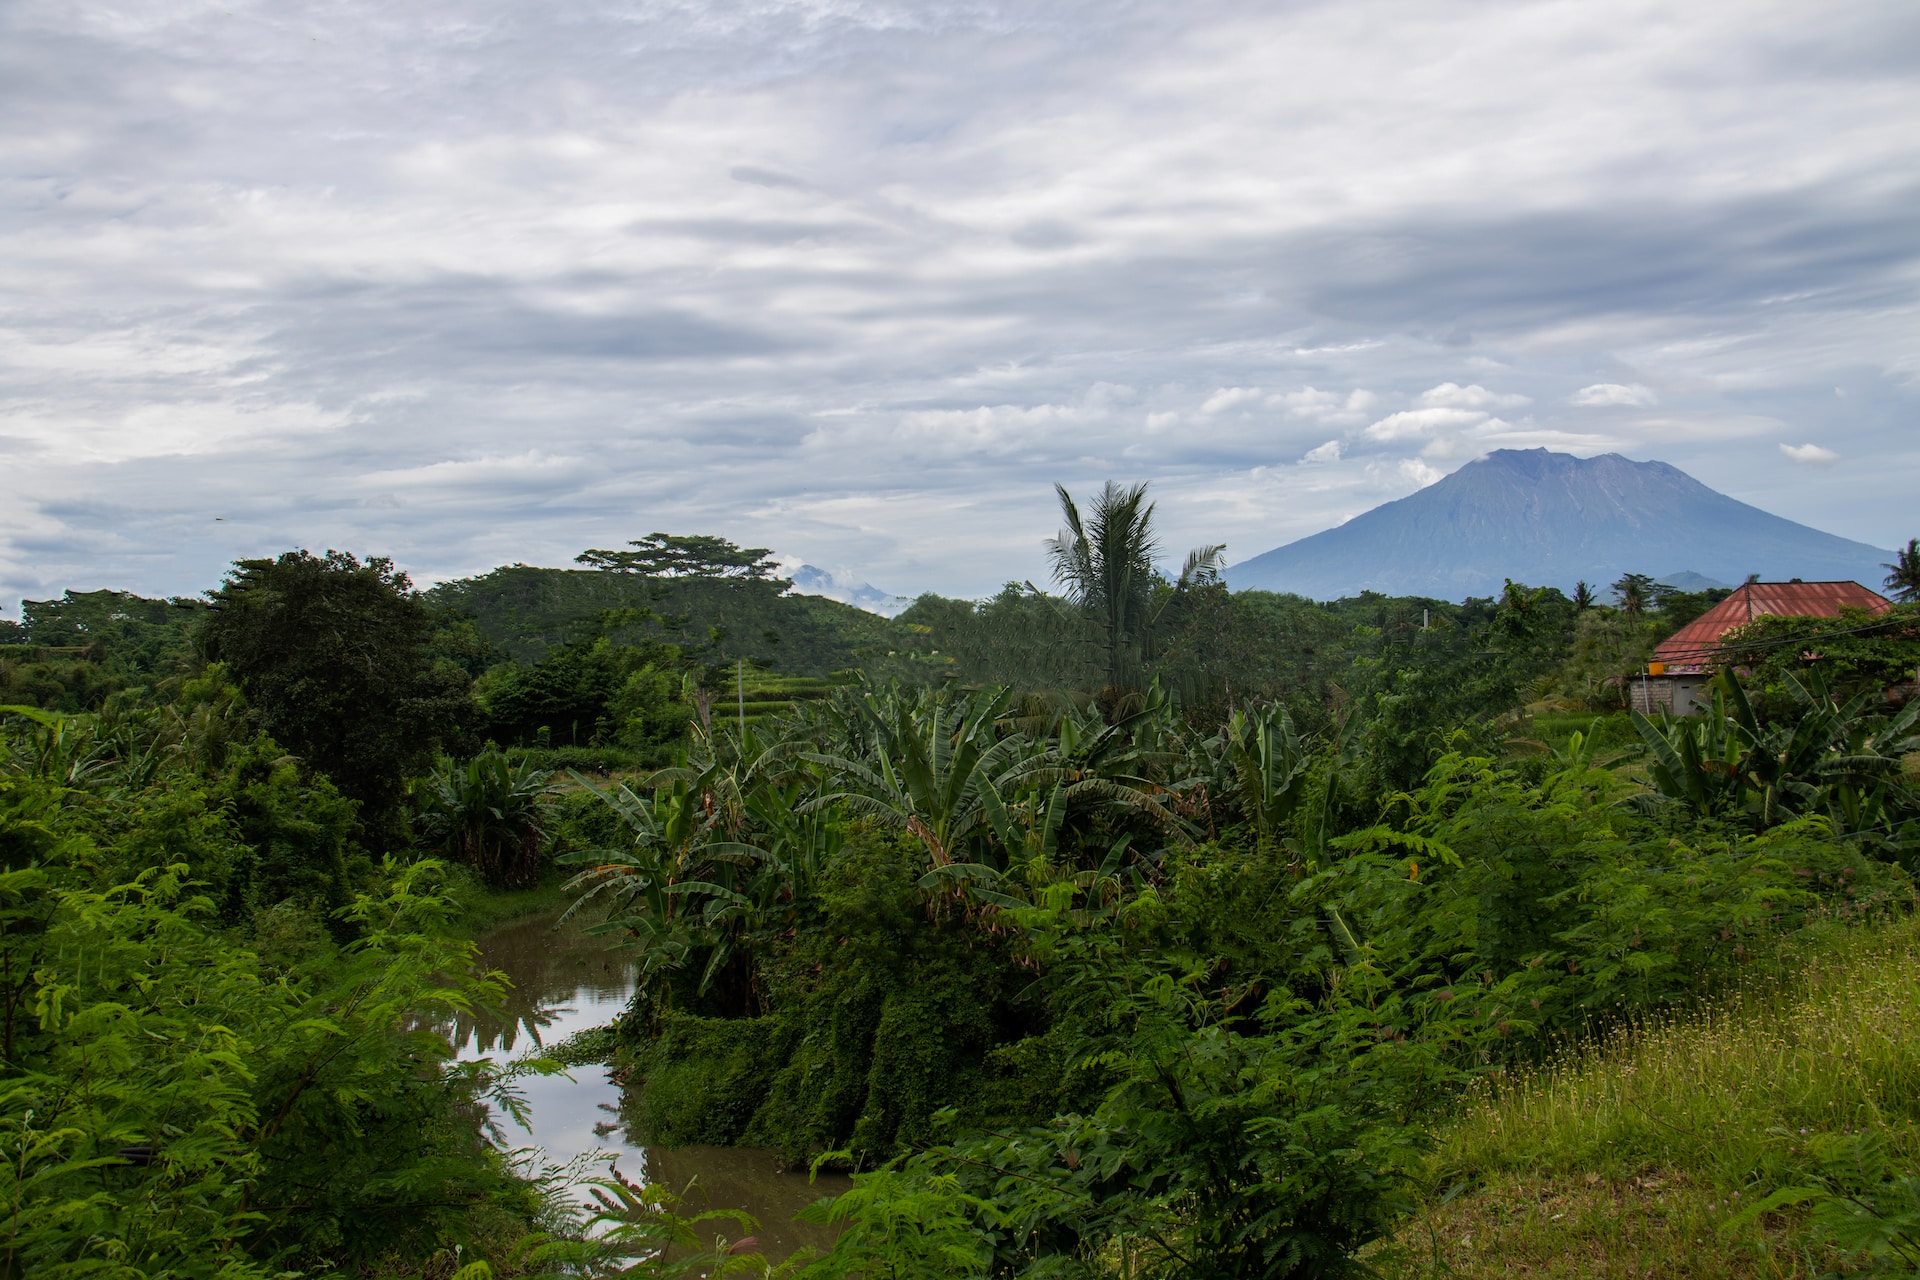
[715,670,859,727]
[447,872,573,934]
[1393,912,1920,1276]
[1509,710,1639,754]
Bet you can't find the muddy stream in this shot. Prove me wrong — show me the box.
[451,909,847,1259]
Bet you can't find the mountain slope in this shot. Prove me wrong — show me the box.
[1227,449,1890,601]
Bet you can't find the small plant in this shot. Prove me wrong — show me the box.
[506,1166,800,1279]
[1730,1132,1920,1274]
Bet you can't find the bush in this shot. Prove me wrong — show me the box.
[0,857,543,1275]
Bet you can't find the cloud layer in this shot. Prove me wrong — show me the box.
[2,0,1917,609]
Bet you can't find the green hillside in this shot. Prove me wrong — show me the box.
[707,669,857,731]
[426,564,903,675]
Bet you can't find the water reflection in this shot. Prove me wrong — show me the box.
[462,909,847,1259]
[452,910,637,1058]
[639,1145,846,1261]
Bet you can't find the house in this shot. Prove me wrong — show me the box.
[1632,580,1893,715]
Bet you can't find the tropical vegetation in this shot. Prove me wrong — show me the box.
[1,487,1917,1277]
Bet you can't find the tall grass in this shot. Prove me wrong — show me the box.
[1399,912,1920,1277]
[1438,913,1920,1188]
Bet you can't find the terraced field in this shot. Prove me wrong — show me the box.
[713,669,857,731]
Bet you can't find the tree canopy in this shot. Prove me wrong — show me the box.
[200,550,476,824]
[576,532,788,582]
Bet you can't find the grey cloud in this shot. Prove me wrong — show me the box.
[1279,194,1920,335]
[2,0,1918,610]
[729,166,812,191]
[247,282,808,395]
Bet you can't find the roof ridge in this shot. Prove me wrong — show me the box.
[1651,579,1894,669]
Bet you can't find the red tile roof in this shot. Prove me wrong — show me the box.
[1653,581,1892,671]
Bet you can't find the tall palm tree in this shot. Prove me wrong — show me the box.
[1611,572,1656,622]
[1046,481,1224,692]
[1884,538,1920,603]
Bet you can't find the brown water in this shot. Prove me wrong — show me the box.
[457,909,847,1259]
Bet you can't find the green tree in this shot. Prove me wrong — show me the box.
[1610,572,1656,621]
[475,643,622,747]
[1720,603,1920,698]
[1045,481,1224,694]
[576,532,789,582]
[201,551,477,827]
[0,858,543,1276]
[1885,538,1920,604]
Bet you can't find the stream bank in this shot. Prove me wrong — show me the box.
[456,907,847,1260]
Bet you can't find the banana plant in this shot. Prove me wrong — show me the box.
[1632,669,1920,844]
[564,774,766,1008]
[567,713,845,1010]
[1016,683,1199,857]
[416,750,559,888]
[1777,671,1920,850]
[1630,683,1749,817]
[1282,704,1366,867]
[1213,703,1314,839]
[800,684,1050,868]
[0,706,114,787]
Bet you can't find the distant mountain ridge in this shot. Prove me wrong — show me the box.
[784,563,910,617]
[1226,449,1890,602]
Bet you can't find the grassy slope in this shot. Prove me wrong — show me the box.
[1390,913,1920,1277]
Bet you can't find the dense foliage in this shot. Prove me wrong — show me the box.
[569,671,1914,1275]
[1,501,1916,1277]
[0,590,202,713]
[0,703,550,1277]
[202,551,479,825]
[425,562,899,672]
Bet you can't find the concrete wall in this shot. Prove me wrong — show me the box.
[1632,674,1710,716]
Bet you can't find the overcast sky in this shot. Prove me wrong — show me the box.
[3,0,1917,613]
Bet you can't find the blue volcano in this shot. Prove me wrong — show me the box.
[1226,449,1890,601]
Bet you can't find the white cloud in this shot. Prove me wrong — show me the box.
[1269,387,1377,425]
[1570,383,1659,408]
[1373,457,1444,489]
[1201,387,1263,414]
[1363,407,1488,441]
[356,451,590,493]
[1627,413,1786,442]
[1418,383,1530,410]
[884,402,1104,457]
[1780,441,1841,467]
[1405,459,1444,487]
[1301,439,1342,463]
[4,399,350,465]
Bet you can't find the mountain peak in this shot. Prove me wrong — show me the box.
[1226,449,1887,601]
[1477,446,1570,467]
[782,563,910,617]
